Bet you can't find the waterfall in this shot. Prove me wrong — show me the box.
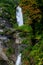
[15,53,21,65]
[16,6,23,26]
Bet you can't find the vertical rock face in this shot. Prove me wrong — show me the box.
[0,41,8,61]
[0,17,17,64]
[0,1,24,64]
[15,32,22,44]
[0,18,9,61]
[0,60,8,65]
[0,13,22,64]
[0,17,14,61]
[0,1,22,65]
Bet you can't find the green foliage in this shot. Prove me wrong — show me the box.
[17,24,32,32]
[0,0,43,65]
[29,39,43,65]
[0,0,17,28]
[6,47,14,57]
[20,0,43,65]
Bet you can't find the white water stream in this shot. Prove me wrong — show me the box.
[15,6,23,65]
[15,53,21,65]
[16,6,23,26]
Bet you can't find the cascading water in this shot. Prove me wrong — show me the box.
[16,6,23,26]
[15,32,22,65]
[15,5,24,65]
[15,53,21,65]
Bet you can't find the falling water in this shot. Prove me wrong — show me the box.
[15,53,21,65]
[16,6,23,26]
[15,6,23,64]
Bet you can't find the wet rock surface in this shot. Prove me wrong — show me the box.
[0,2,24,65]
[0,17,23,65]
[0,60,8,65]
